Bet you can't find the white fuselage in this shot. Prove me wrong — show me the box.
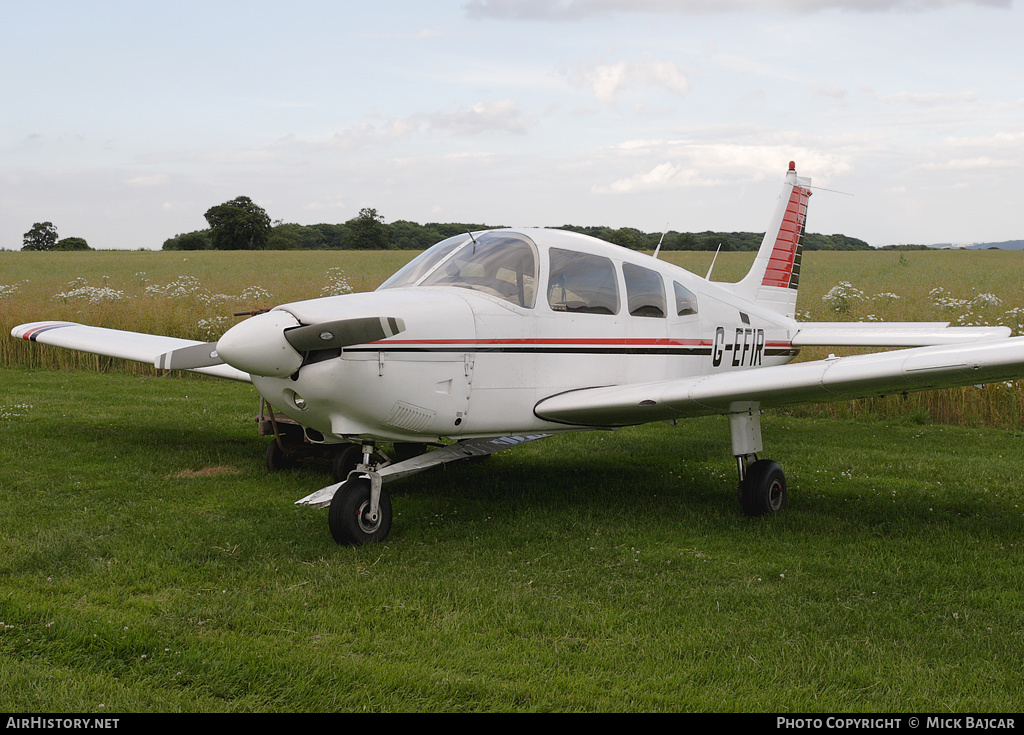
[250,229,800,444]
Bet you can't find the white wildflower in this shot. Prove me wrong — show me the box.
[197,316,229,338]
[321,267,353,297]
[971,293,1002,308]
[52,278,126,303]
[241,285,272,302]
[822,282,865,313]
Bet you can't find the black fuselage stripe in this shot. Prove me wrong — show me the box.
[343,346,799,357]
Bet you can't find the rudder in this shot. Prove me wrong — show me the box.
[731,162,811,318]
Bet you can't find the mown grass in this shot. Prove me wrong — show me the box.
[2,369,1023,712]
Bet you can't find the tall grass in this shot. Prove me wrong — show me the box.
[0,250,415,372]
[3,247,1023,427]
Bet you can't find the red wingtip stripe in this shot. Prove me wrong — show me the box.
[19,323,73,341]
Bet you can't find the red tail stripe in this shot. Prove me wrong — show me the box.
[760,185,810,289]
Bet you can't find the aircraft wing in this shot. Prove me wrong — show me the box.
[534,337,1024,427]
[792,322,1011,346]
[11,321,251,382]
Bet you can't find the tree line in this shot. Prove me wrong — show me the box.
[161,196,872,252]
[20,195,873,252]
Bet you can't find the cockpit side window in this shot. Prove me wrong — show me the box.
[417,232,539,308]
[547,248,619,315]
[674,281,699,317]
[623,262,666,318]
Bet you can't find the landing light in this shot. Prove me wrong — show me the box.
[289,391,308,411]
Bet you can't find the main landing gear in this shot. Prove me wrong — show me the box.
[730,405,788,517]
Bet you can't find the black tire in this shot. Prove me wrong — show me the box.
[741,459,787,517]
[328,477,392,545]
[331,444,363,483]
[266,439,298,472]
[393,442,428,462]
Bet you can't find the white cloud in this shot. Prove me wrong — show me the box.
[590,139,853,196]
[428,99,529,135]
[323,100,528,151]
[126,174,170,187]
[570,58,690,104]
[592,162,725,193]
[879,90,979,107]
[464,0,1011,20]
[919,157,1014,170]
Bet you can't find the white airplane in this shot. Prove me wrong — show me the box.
[13,163,1024,545]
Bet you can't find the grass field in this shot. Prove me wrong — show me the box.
[1,368,1023,712]
[2,246,1024,711]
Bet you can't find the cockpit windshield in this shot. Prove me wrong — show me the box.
[377,233,470,291]
[378,231,539,308]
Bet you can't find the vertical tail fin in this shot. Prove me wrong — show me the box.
[731,162,811,318]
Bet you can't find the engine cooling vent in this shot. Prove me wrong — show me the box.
[383,402,436,433]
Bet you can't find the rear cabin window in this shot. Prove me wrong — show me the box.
[547,249,619,315]
[674,281,699,317]
[623,262,666,318]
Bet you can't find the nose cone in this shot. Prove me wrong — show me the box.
[216,310,304,378]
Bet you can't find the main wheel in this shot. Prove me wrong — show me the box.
[331,444,363,483]
[265,439,298,472]
[328,477,393,545]
[740,459,787,517]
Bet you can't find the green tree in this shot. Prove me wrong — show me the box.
[163,230,211,251]
[22,222,59,251]
[344,208,392,250]
[55,237,91,251]
[675,232,698,250]
[203,196,271,250]
[610,227,644,251]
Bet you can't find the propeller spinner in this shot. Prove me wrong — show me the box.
[155,311,406,378]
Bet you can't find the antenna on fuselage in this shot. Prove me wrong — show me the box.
[705,243,723,281]
[652,224,670,259]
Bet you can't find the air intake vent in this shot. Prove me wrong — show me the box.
[383,402,436,432]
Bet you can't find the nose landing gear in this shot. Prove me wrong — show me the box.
[328,475,393,545]
[328,443,393,545]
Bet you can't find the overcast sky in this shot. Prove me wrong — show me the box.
[2,0,1022,250]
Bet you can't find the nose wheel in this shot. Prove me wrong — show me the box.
[328,476,393,545]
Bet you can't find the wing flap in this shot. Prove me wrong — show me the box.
[534,337,1024,427]
[12,321,250,382]
[792,322,1010,346]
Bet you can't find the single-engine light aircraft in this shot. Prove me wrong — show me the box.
[14,163,1024,544]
